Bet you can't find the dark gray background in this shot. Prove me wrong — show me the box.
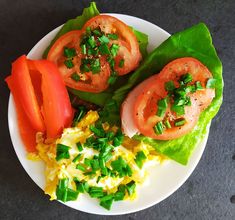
[0,0,234,219]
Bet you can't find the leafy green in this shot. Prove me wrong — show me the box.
[42,2,149,104]
[43,2,100,58]
[131,23,223,165]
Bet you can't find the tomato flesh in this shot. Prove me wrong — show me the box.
[122,57,215,140]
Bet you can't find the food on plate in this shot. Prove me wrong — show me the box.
[6,55,73,152]
[47,14,141,93]
[122,57,215,140]
[37,110,164,210]
[5,2,223,211]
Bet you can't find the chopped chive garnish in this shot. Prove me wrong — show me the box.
[71,72,80,82]
[206,78,216,89]
[135,151,147,169]
[174,98,186,106]
[84,158,91,167]
[184,96,191,106]
[107,56,115,69]
[106,131,115,141]
[64,59,74,68]
[100,194,113,202]
[98,35,110,44]
[126,181,136,196]
[64,47,76,58]
[76,164,86,172]
[86,26,91,35]
[89,187,104,198]
[118,59,125,68]
[107,33,118,40]
[80,63,90,73]
[76,182,85,193]
[72,106,86,126]
[100,198,114,210]
[195,81,203,90]
[99,43,110,55]
[91,159,100,171]
[110,44,120,57]
[56,144,70,161]
[91,59,101,74]
[90,124,106,137]
[175,118,186,126]
[88,36,96,48]
[72,153,82,163]
[76,142,83,152]
[180,73,193,84]
[92,29,102,36]
[165,81,175,91]
[157,98,168,117]
[81,44,86,54]
[171,104,185,116]
[99,158,106,169]
[154,121,164,135]
[164,119,172,129]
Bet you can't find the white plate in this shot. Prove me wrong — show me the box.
[8,14,209,215]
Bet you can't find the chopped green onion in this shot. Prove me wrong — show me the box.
[118,59,125,68]
[64,59,74,69]
[184,96,191,106]
[91,159,100,171]
[174,98,186,106]
[76,164,86,172]
[81,44,86,54]
[66,188,79,201]
[80,63,90,73]
[56,144,70,161]
[164,119,172,129]
[110,44,120,57]
[70,72,80,82]
[64,47,76,58]
[84,158,91,167]
[84,136,96,147]
[165,81,175,91]
[180,73,193,84]
[106,131,115,141]
[72,154,82,163]
[114,191,125,201]
[135,151,147,169]
[126,181,136,196]
[100,198,114,210]
[195,81,203,90]
[90,124,106,137]
[153,121,164,135]
[157,98,168,117]
[89,187,104,198]
[98,35,110,44]
[107,33,118,40]
[76,142,83,152]
[91,59,101,74]
[99,158,106,169]
[99,43,110,55]
[72,106,86,126]
[92,29,102,36]
[86,26,92,35]
[206,78,216,89]
[76,182,85,193]
[174,118,186,126]
[171,104,185,116]
[88,36,96,48]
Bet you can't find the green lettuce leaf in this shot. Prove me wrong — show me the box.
[122,23,223,165]
[43,2,100,58]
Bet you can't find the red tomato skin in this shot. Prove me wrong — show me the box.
[82,15,142,76]
[125,57,215,140]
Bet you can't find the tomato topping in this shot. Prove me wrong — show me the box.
[6,55,74,152]
[47,15,141,93]
[82,15,141,76]
[122,57,215,140]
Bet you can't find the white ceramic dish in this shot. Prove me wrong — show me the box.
[8,13,209,215]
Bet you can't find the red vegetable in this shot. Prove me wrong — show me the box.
[5,55,74,152]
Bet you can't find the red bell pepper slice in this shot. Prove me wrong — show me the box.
[6,55,74,152]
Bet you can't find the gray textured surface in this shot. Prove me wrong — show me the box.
[0,0,234,219]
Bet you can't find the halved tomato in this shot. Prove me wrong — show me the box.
[122,57,215,140]
[82,15,142,76]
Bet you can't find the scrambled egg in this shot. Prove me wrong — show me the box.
[33,111,165,202]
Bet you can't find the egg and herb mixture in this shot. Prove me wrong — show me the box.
[35,110,165,210]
